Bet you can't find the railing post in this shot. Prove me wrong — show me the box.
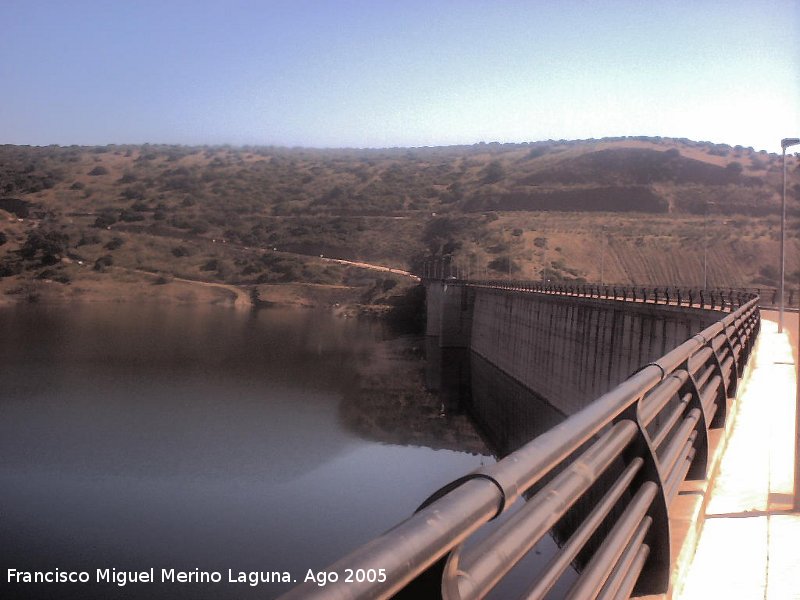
[674,353,712,478]
[612,403,672,595]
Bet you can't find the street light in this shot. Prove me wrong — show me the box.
[780,137,800,333]
[782,139,800,512]
[542,246,547,285]
[600,226,607,286]
[703,201,715,289]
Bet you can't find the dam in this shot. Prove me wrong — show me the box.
[280,278,764,599]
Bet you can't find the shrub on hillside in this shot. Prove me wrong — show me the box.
[190,221,210,235]
[488,255,519,274]
[93,213,117,228]
[37,268,71,284]
[121,185,146,201]
[20,229,69,260]
[753,265,780,286]
[104,237,124,250]
[77,233,101,246]
[88,166,109,176]
[240,264,260,276]
[482,160,505,184]
[726,162,743,175]
[0,260,23,277]
[119,210,144,223]
[200,259,218,271]
[93,255,113,271]
[526,147,548,159]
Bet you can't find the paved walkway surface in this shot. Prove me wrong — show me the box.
[674,312,799,600]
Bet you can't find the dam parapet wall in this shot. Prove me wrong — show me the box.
[425,281,720,413]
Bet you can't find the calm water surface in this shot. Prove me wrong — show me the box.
[0,303,490,599]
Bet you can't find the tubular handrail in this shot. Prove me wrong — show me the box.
[425,274,797,311]
[434,278,761,312]
[279,285,761,600]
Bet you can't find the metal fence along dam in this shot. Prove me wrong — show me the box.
[280,279,761,600]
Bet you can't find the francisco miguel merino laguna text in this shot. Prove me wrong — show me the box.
[8,568,294,587]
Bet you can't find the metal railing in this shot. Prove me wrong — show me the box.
[279,284,761,600]
[456,279,759,312]
[419,255,797,309]
[736,286,798,309]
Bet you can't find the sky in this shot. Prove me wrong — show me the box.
[1,0,798,152]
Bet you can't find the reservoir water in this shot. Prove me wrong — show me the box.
[0,302,491,599]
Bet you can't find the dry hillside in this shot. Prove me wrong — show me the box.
[1,137,798,307]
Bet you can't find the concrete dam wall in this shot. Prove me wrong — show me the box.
[425,281,720,415]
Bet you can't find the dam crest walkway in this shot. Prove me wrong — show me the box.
[670,312,799,600]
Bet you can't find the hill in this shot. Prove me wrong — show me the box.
[0,137,798,308]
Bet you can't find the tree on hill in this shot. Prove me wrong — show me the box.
[20,229,69,262]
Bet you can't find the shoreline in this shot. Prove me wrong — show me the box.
[0,268,410,317]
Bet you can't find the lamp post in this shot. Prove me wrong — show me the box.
[703,201,715,289]
[780,138,799,333]
[600,226,606,286]
[542,246,547,285]
[782,139,800,511]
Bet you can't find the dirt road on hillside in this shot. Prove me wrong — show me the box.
[318,256,419,280]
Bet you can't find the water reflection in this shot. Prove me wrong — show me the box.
[338,335,489,454]
[424,338,584,599]
[0,303,490,599]
[426,341,569,459]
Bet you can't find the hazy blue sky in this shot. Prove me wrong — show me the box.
[1,0,797,151]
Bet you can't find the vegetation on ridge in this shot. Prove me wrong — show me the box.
[1,136,798,307]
